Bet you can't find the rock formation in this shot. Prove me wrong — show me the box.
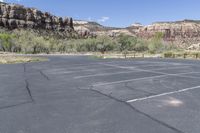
[0,2,74,33]
[187,43,200,50]
[74,19,200,48]
[73,20,137,37]
[137,20,200,48]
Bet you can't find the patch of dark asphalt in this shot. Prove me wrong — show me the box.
[124,82,156,95]
[77,86,185,133]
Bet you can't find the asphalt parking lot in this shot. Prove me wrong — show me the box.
[1,56,200,133]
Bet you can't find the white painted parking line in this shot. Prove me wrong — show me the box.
[74,65,192,79]
[101,62,191,71]
[92,71,200,87]
[48,67,122,75]
[63,64,108,70]
[60,60,160,68]
[107,60,183,65]
[132,60,184,65]
[93,74,165,87]
[101,63,200,79]
[74,70,140,79]
[148,66,191,71]
[135,67,200,80]
[127,85,200,103]
[130,63,184,68]
[47,69,95,74]
[60,62,104,68]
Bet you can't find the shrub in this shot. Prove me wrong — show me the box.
[148,32,164,53]
[134,39,148,52]
[0,33,15,52]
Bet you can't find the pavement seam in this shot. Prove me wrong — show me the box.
[0,101,33,110]
[25,79,34,102]
[82,86,185,133]
[39,70,50,80]
[23,63,35,102]
[23,63,26,73]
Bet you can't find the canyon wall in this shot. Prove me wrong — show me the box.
[137,20,200,48]
[0,2,74,33]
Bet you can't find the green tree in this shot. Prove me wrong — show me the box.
[117,34,138,57]
[117,34,138,51]
[134,39,148,52]
[96,36,114,54]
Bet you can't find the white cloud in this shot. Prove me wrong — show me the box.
[0,0,4,2]
[98,16,110,22]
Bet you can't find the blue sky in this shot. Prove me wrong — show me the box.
[3,0,200,27]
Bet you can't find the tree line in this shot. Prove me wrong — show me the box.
[0,29,177,54]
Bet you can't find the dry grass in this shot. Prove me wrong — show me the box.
[0,55,47,64]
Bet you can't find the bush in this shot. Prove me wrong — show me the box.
[0,33,15,52]
[134,39,148,52]
[148,32,164,53]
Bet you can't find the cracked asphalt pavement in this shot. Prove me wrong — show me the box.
[1,56,200,133]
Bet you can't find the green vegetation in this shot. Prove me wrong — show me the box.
[0,29,180,55]
[0,33,15,52]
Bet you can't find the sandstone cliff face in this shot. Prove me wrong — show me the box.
[73,20,139,37]
[137,20,200,48]
[74,19,200,48]
[0,2,74,32]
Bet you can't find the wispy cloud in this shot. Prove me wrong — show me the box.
[0,0,4,2]
[98,16,110,22]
